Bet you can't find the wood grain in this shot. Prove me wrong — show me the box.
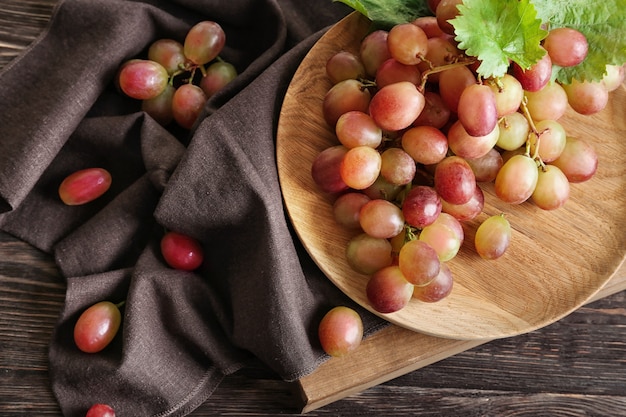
[277,11,626,340]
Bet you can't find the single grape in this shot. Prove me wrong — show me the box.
[438,65,476,113]
[496,111,530,151]
[323,79,372,127]
[359,30,391,78]
[335,111,382,149]
[401,125,449,165]
[199,60,237,98]
[311,145,349,194]
[529,119,567,163]
[562,79,609,115]
[86,404,116,417]
[346,233,393,274]
[542,27,588,68]
[446,120,500,160]
[440,184,484,222]
[474,214,512,260]
[184,20,226,66]
[380,147,416,186]
[74,301,122,353]
[387,23,429,66]
[142,84,175,126]
[368,81,425,132]
[148,39,187,75]
[524,82,568,121]
[118,59,169,100]
[326,50,366,84]
[402,185,442,229]
[412,262,453,302]
[494,154,538,204]
[419,221,462,262]
[339,146,382,190]
[172,83,208,129]
[550,136,598,183]
[512,49,552,92]
[333,192,371,229]
[366,265,414,314]
[602,64,625,92]
[58,168,112,206]
[160,231,204,271]
[531,165,570,210]
[362,175,403,201]
[434,156,476,205]
[465,148,503,183]
[359,198,405,239]
[375,58,422,88]
[411,15,446,38]
[436,0,463,35]
[457,83,498,137]
[486,74,524,117]
[318,306,363,357]
[412,91,451,129]
[398,239,441,286]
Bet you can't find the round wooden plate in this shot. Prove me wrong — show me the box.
[276,12,626,340]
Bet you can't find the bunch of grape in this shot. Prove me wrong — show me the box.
[312,5,624,315]
[117,20,237,129]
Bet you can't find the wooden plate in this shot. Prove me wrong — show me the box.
[276,12,626,340]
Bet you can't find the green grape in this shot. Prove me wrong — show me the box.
[474,214,512,260]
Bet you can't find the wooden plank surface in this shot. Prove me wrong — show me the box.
[1,1,625,416]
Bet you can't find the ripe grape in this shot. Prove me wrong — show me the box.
[496,111,530,151]
[401,125,449,165]
[529,119,567,163]
[602,64,625,91]
[402,185,442,228]
[412,15,446,39]
[335,111,382,149]
[375,58,422,88]
[199,60,237,98]
[436,0,463,35]
[142,84,175,126]
[486,74,524,117]
[148,38,187,75]
[359,30,391,78]
[512,49,552,92]
[440,184,484,222]
[412,91,451,129]
[118,59,169,100]
[368,81,425,131]
[160,231,204,271]
[58,168,112,206]
[359,199,405,239]
[387,23,429,65]
[171,83,208,130]
[419,221,462,262]
[366,265,414,313]
[542,27,588,68]
[311,145,349,194]
[380,147,416,186]
[494,154,538,204]
[550,136,598,183]
[333,192,371,229]
[562,79,609,115]
[438,65,476,113]
[86,404,116,417]
[323,79,372,127]
[340,146,382,190]
[183,20,226,66]
[531,165,570,210]
[412,262,453,302]
[346,233,393,274]
[446,120,500,160]
[465,148,503,183]
[417,37,462,83]
[457,83,498,137]
[74,301,122,353]
[318,306,363,357]
[524,81,568,121]
[326,50,366,84]
[434,156,476,205]
[363,175,403,201]
[398,239,440,286]
[474,214,512,260]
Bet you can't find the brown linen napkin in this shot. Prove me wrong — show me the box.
[0,0,388,416]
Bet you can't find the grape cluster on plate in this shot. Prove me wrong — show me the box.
[116,20,237,129]
[312,6,624,317]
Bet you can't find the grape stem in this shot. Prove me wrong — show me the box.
[419,58,477,92]
[519,96,547,170]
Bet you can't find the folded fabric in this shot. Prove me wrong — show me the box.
[0,0,389,416]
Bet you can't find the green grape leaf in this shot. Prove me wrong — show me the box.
[332,0,432,29]
[532,0,626,83]
[451,0,548,80]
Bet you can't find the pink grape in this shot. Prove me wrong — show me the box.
[402,185,442,228]
[142,84,175,126]
[366,265,414,313]
[474,214,512,260]
[318,306,363,357]
[199,60,237,98]
[359,30,391,78]
[550,136,598,183]
[380,147,416,186]
[529,119,567,163]
[311,145,349,194]
[148,39,187,75]
[369,81,425,131]
[58,168,112,206]
[434,156,476,205]
[118,59,169,100]
[457,83,498,137]
[512,49,552,92]
[74,301,122,353]
[326,50,366,84]
[433,212,464,242]
[465,148,503,183]
[417,37,462,83]
[387,23,428,65]
[412,262,453,303]
[323,79,372,127]
[440,184,484,222]
[412,91,451,129]
[531,165,570,210]
[436,0,463,35]
[375,58,422,88]
[543,27,588,68]
[172,83,207,129]
[333,192,371,229]
[161,231,204,271]
[359,199,405,239]
[335,111,382,149]
[494,154,538,204]
[487,74,524,117]
[446,120,500,160]
[524,82,568,121]
[340,146,382,190]
[419,221,462,262]
[86,404,116,417]
[562,79,609,115]
[346,233,393,274]
[184,20,226,66]
[411,15,447,39]
[401,125,449,165]
[398,239,440,286]
[438,65,476,113]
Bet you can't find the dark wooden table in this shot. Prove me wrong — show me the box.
[2,1,625,416]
